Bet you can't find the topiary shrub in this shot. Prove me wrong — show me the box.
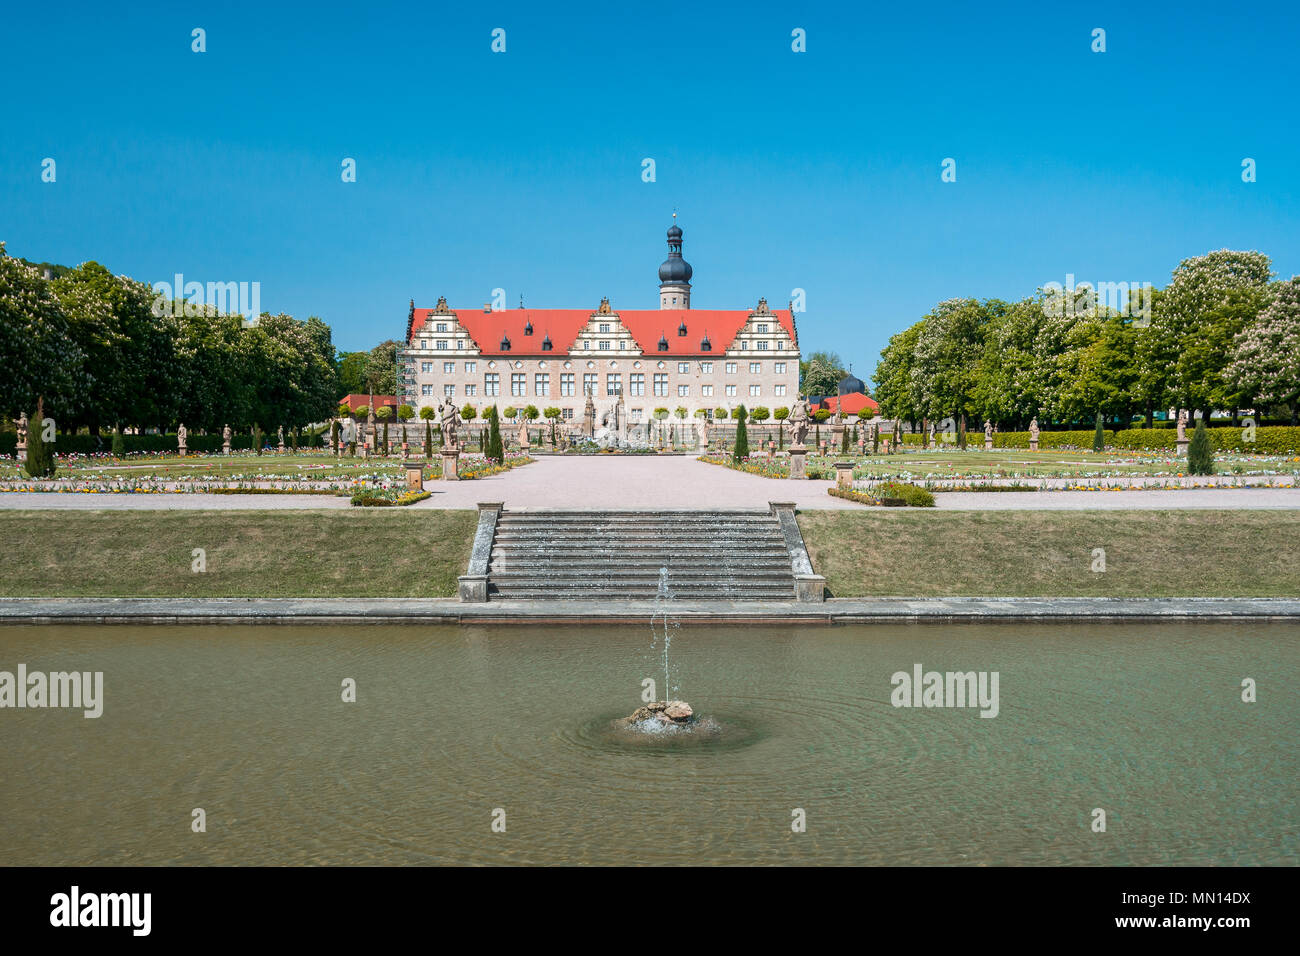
[1186,419,1214,475]
[22,397,57,479]
[1093,413,1104,453]
[733,405,749,461]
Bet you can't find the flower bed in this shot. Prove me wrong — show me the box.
[828,483,935,507]
[349,489,432,507]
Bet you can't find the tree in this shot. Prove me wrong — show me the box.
[1093,412,1104,452]
[733,404,749,461]
[111,426,125,457]
[774,406,789,449]
[1186,418,1214,475]
[331,420,340,452]
[1226,276,1300,423]
[544,406,561,444]
[419,405,436,421]
[524,405,540,422]
[0,246,83,423]
[337,350,368,394]
[397,404,414,422]
[487,405,504,461]
[23,397,56,478]
[503,406,517,420]
[363,340,401,394]
[460,404,476,421]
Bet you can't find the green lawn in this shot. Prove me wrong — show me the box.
[0,510,478,598]
[798,510,1300,597]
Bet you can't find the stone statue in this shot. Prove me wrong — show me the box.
[696,415,709,447]
[1029,418,1040,441]
[583,389,596,438]
[277,425,285,451]
[440,401,460,451]
[927,420,935,447]
[177,422,187,455]
[222,423,232,454]
[15,412,28,444]
[517,419,529,450]
[787,395,811,447]
[1176,409,1188,442]
[984,420,993,440]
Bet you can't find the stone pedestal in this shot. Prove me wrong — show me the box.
[359,442,369,460]
[834,461,855,489]
[441,449,460,480]
[405,460,425,491]
[222,439,231,455]
[1176,440,1190,458]
[16,440,26,464]
[984,438,993,450]
[1029,439,1039,452]
[177,441,187,457]
[788,445,808,480]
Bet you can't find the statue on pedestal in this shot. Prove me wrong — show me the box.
[1176,409,1188,443]
[222,423,232,455]
[517,419,529,451]
[14,411,28,462]
[1029,417,1040,450]
[277,425,285,453]
[177,422,187,456]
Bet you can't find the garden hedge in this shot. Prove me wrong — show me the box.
[0,431,329,457]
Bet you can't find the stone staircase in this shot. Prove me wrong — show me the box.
[474,508,810,601]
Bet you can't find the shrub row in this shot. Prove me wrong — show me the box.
[829,483,936,507]
[0,431,332,457]
[992,426,1300,455]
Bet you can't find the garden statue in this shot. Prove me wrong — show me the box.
[583,389,596,438]
[984,419,994,449]
[222,423,232,455]
[277,425,285,452]
[1176,409,1188,443]
[518,419,529,450]
[1029,417,1040,451]
[696,415,709,449]
[177,422,187,456]
[14,411,28,462]
[440,401,460,451]
[787,395,811,447]
[927,419,935,448]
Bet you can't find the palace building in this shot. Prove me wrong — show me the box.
[398,223,802,425]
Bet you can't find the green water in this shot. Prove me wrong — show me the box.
[1,622,1295,865]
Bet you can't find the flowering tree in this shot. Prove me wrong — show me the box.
[1227,276,1300,422]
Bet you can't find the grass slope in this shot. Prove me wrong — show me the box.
[798,510,1300,598]
[0,510,478,598]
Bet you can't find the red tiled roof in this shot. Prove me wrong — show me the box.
[409,307,797,356]
[339,394,397,411]
[818,393,879,415]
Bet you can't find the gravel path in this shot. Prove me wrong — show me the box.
[1,456,1298,510]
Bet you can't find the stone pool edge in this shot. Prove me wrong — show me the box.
[1,596,1298,625]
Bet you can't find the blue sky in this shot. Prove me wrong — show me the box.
[3,0,1297,377]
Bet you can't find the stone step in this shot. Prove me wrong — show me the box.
[488,585,797,599]
[489,552,790,565]
[491,538,786,551]
[487,568,796,581]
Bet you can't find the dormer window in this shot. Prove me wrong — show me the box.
[700,335,712,351]
[657,333,669,352]
[678,321,687,336]
[524,319,533,335]
[541,334,553,351]
[500,335,511,351]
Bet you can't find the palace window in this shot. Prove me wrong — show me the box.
[630,408,643,422]
[775,362,786,375]
[484,374,499,396]
[653,374,668,396]
[725,384,737,397]
[436,323,448,333]
[561,373,575,396]
[599,323,611,333]
[757,341,768,351]
[443,384,455,397]
[618,340,627,350]
[535,373,550,396]
[421,362,433,373]
[599,341,611,350]
[740,341,748,350]
[437,340,449,350]
[774,384,787,397]
[757,323,768,333]
[750,384,761,397]
[583,373,598,395]
[678,362,689,374]
[606,374,622,395]
[421,385,434,396]
[465,362,476,373]
[511,373,526,396]
[630,373,645,396]
[456,340,465,350]
[464,384,477,396]
[563,408,574,420]
[584,340,591,350]
[701,362,713,374]
[701,384,714,397]
[749,362,761,373]
[678,385,690,397]
[442,362,454,374]
[725,362,737,374]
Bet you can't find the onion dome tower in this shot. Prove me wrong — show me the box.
[658,216,692,310]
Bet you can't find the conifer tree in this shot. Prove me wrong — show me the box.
[1187,418,1214,475]
[733,405,750,462]
[23,397,56,479]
